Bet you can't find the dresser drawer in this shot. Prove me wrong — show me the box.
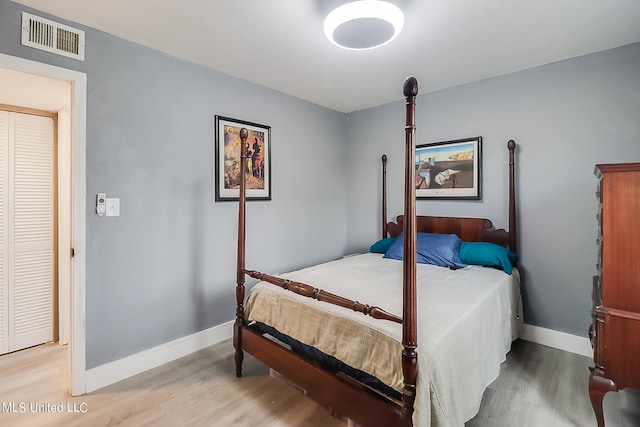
[600,312,640,388]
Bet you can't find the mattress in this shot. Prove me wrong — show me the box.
[245,252,522,426]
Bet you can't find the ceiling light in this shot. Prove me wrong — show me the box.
[324,1,404,50]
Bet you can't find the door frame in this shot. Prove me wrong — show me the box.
[0,53,87,396]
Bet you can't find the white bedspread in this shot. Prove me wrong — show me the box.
[245,253,521,427]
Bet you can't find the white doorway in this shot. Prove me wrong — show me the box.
[0,53,86,396]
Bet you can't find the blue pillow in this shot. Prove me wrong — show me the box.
[383,232,467,269]
[458,241,518,274]
[369,237,397,254]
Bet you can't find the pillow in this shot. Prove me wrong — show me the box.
[383,232,467,269]
[458,241,518,274]
[369,237,397,254]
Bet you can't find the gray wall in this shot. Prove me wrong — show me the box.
[346,42,640,337]
[0,0,348,368]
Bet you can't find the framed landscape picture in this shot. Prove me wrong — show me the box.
[215,116,271,201]
[415,136,482,199]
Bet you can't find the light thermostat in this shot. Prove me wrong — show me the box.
[96,193,106,216]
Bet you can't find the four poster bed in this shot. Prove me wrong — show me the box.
[233,76,520,426]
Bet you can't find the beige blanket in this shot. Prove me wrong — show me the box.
[245,253,521,426]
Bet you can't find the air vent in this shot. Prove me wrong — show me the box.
[21,12,85,61]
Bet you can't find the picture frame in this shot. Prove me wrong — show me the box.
[415,136,482,200]
[214,115,271,201]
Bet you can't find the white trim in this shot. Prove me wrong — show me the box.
[70,70,87,396]
[520,323,593,358]
[0,53,87,396]
[84,321,588,393]
[85,321,234,393]
[57,102,72,347]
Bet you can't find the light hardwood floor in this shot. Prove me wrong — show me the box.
[1,339,639,426]
[467,339,640,427]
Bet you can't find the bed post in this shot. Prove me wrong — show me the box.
[401,76,419,419]
[382,154,388,238]
[507,140,517,252]
[234,127,250,377]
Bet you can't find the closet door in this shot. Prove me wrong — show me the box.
[0,112,8,354]
[0,111,55,354]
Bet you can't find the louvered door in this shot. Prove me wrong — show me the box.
[0,111,8,354]
[0,110,55,355]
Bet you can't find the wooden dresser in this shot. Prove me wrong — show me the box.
[589,163,640,427]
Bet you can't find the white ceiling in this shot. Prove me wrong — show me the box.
[10,0,640,113]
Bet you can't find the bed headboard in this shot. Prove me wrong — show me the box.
[387,215,510,247]
[382,140,517,251]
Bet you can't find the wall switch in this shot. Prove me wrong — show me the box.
[105,198,120,217]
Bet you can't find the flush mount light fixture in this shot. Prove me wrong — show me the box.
[324,1,404,50]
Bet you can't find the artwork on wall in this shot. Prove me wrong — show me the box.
[415,136,482,199]
[215,115,271,201]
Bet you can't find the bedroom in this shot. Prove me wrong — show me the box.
[0,0,639,425]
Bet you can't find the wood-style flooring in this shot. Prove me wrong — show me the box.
[468,339,640,427]
[1,338,639,426]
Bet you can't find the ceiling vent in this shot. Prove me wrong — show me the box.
[21,12,85,61]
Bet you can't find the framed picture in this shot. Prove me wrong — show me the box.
[215,115,271,201]
[415,136,482,199]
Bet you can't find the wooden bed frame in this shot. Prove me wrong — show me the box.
[233,76,518,426]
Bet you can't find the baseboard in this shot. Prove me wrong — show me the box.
[83,321,591,393]
[520,323,593,358]
[85,320,234,393]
